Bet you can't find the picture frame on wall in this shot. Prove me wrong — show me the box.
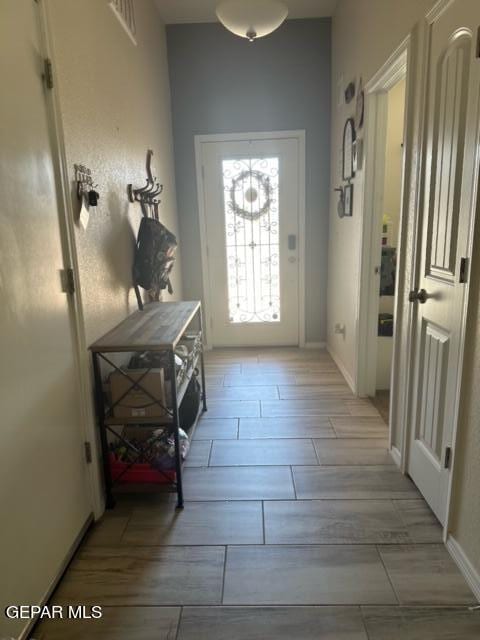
[342,117,356,181]
[352,138,363,172]
[344,183,353,216]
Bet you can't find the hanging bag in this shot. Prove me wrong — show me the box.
[133,216,177,303]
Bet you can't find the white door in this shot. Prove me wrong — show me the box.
[0,2,92,637]
[407,0,480,524]
[200,136,301,346]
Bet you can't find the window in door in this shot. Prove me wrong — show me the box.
[222,157,280,324]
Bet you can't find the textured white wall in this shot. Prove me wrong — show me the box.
[49,0,182,347]
[327,0,435,383]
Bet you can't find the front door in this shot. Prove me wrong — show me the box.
[0,2,92,637]
[200,136,301,346]
[407,0,480,524]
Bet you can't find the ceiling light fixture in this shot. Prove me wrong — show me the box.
[216,0,288,42]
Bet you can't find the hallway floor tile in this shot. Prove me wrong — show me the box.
[177,606,368,640]
[37,348,477,639]
[223,544,397,605]
[293,465,419,499]
[264,499,411,544]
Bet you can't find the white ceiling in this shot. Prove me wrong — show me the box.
[154,0,337,24]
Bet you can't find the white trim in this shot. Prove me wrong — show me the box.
[389,445,402,467]
[304,341,327,349]
[297,132,307,348]
[425,0,455,22]
[398,21,430,474]
[194,137,214,349]
[356,89,389,398]
[366,37,410,93]
[446,536,480,603]
[327,344,356,394]
[195,130,307,144]
[39,2,104,518]
[195,130,307,349]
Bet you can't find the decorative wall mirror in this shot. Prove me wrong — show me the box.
[342,117,356,181]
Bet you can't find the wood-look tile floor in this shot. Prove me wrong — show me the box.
[36,348,479,639]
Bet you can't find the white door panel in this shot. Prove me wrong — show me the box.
[201,137,301,346]
[0,2,91,637]
[407,0,480,524]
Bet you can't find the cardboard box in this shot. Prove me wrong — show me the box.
[109,368,167,419]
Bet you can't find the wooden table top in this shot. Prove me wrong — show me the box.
[89,301,201,352]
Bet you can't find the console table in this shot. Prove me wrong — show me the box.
[90,301,207,509]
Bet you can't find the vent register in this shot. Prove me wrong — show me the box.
[109,0,137,44]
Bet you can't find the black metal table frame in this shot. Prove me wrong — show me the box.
[91,311,207,510]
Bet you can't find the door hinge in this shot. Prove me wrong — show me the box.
[43,57,54,89]
[60,268,76,294]
[84,441,93,464]
[444,446,452,469]
[459,257,468,283]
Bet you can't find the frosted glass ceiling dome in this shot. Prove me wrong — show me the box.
[216,0,289,42]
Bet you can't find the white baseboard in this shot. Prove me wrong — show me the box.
[390,445,402,467]
[446,535,480,602]
[326,344,356,393]
[304,341,327,349]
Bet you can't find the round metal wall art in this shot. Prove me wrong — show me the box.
[229,169,272,221]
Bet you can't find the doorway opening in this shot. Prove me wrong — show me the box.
[372,78,407,423]
[356,41,409,432]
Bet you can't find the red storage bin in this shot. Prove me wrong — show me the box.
[109,454,175,484]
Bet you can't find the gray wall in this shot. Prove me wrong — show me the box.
[166,19,331,342]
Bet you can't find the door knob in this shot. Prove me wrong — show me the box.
[409,288,430,304]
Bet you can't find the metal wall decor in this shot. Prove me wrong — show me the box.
[75,164,100,206]
[222,157,281,324]
[128,149,163,220]
[356,77,365,129]
[342,117,356,181]
[229,169,273,220]
[345,80,356,104]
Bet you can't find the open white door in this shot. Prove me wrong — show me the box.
[407,0,480,524]
[0,2,92,637]
[199,135,302,347]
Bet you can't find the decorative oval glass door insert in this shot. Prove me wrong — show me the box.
[222,157,280,323]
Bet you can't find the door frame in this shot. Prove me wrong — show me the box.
[195,130,306,348]
[403,0,480,539]
[357,0,480,542]
[356,37,410,460]
[38,0,102,517]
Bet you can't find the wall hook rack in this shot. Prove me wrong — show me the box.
[75,164,100,206]
[127,149,163,219]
